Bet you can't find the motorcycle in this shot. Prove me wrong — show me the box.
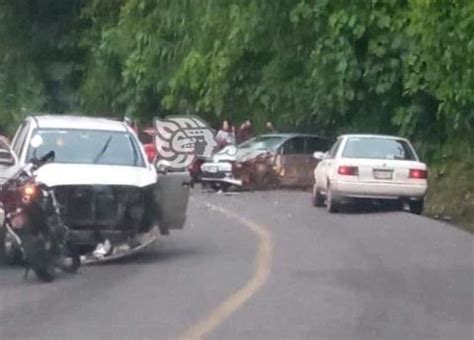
[0,149,80,282]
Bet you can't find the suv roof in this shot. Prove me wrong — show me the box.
[29,115,128,132]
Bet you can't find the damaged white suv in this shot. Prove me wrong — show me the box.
[2,115,190,259]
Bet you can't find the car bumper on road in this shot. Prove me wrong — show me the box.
[200,162,243,187]
[332,180,427,200]
[201,174,243,187]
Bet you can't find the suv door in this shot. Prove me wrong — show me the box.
[154,169,191,231]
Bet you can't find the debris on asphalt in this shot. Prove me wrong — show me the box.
[92,239,113,259]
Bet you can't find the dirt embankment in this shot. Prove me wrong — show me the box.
[426,160,474,233]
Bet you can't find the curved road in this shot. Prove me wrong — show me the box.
[0,190,473,339]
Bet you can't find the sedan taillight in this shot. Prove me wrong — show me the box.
[338,166,359,176]
[409,169,427,179]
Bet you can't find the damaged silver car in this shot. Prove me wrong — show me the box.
[201,134,331,190]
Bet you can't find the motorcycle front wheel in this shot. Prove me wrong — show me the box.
[57,243,80,273]
[21,234,56,282]
[33,262,56,283]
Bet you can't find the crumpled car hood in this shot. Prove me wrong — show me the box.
[36,163,157,187]
[236,148,269,163]
[212,146,237,163]
[210,144,274,164]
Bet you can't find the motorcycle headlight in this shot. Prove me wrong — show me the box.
[24,184,36,196]
[22,184,37,204]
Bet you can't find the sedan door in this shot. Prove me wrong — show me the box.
[316,138,342,192]
[304,137,331,187]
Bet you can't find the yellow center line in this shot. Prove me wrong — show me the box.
[179,203,273,340]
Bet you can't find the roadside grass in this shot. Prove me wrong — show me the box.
[425,159,474,233]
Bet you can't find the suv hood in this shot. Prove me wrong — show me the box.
[36,163,157,187]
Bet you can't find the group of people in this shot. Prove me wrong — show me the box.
[214,119,277,148]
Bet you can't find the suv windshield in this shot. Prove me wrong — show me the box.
[239,136,285,151]
[342,137,417,160]
[27,129,145,167]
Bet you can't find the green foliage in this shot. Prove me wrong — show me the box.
[0,0,83,131]
[0,0,473,153]
[406,0,474,130]
[426,155,474,232]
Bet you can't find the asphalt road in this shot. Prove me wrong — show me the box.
[0,189,473,340]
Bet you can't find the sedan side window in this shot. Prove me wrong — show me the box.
[282,138,305,155]
[306,137,330,153]
[327,139,342,159]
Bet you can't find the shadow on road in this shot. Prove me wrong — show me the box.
[98,245,204,266]
[336,200,405,215]
[0,244,205,286]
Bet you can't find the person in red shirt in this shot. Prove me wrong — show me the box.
[237,120,254,144]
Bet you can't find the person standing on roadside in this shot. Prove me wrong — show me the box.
[230,125,237,145]
[215,120,233,148]
[265,121,277,133]
[237,120,254,144]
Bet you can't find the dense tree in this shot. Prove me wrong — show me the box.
[0,0,472,157]
[0,0,83,130]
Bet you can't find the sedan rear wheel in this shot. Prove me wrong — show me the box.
[326,186,340,213]
[312,184,325,207]
[409,200,424,215]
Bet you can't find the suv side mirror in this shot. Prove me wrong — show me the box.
[0,148,16,167]
[156,159,171,175]
[313,151,326,160]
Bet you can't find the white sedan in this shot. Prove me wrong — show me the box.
[312,134,428,214]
